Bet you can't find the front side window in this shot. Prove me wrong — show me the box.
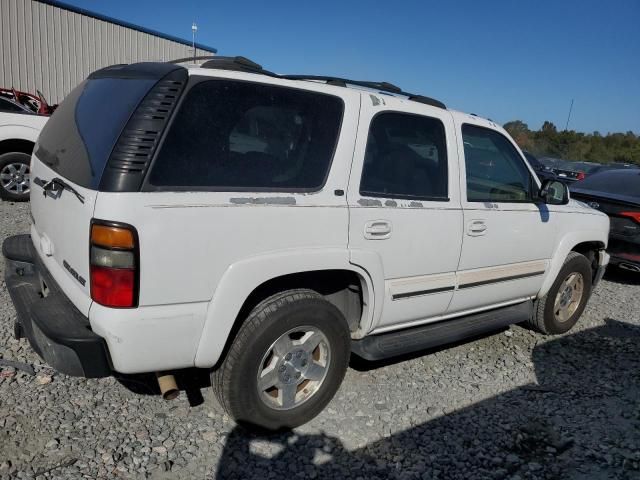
[360,112,448,200]
[462,124,532,203]
[148,79,344,190]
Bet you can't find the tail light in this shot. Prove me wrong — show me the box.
[90,222,138,308]
[576,172,586,181]
[620,211,640,224]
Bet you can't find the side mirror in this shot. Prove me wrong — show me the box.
[539,179,569,205]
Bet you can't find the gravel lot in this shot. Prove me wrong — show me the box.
[1,200,639,480]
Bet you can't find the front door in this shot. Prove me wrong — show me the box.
[347,97,463,332]
[450,117,558,313]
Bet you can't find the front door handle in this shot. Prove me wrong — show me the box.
[364,220,392,239]
[467,220,487,236]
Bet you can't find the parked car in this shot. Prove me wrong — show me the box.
[571,170,640,273]
[3,57,610,430]
[584,162,640,176]
[522,151,560,183]
[0,96,48,201]
[0,87,57,115]
[552,160,601,183]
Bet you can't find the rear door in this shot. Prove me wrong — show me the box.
[347,96,463,332]
[29,66,182,315]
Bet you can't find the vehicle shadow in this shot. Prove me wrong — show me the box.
[214,319,640,479]
[115,368,212,407]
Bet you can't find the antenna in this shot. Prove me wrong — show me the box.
[564,98,574,131]
[191,22,198,64]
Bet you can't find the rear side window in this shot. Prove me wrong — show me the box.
[148,79,344,191]
[35,78,156,189]
[462,124,532,203]
[360,112,448,200]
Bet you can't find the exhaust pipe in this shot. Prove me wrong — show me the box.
[619,262,640,273]
[156,372,180,400]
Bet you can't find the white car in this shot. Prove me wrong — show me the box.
[3,57,609,430]
[0,97,48,201]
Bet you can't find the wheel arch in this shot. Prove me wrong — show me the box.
[194,249,375,368]
[0,138,35,156]
[538,233,607,298]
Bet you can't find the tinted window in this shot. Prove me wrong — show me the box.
[0,98,26,113]
[575,171,640,198]
[359,112,448,200]
[35,78,156,188]
[462,124,532,202]
[148,79,344,190]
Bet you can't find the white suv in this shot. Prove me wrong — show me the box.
[3,57,609,430]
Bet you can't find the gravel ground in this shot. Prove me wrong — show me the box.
[1,200,639,480]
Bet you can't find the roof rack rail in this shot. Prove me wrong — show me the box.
[407,95,447,109]
[280,75,445,109]
[196,56,446,109]
[168,55,217,64]
[201,56,276,75]
[280,75,403,95]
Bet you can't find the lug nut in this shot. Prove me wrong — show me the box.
[283,375,290,382]
[279,365,286,372]
[301,360,307,367]
[296,351,302,358]
[295,372,301,379]
[285,353,292,361]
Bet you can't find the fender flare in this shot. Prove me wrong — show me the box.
[193,248,378,368]
[538,229,608,298]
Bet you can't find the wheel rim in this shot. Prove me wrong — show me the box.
[553,272,584,322]
[256,326,331,411]
[0,162,30,195]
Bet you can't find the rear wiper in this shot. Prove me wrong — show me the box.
[42,177,85,204]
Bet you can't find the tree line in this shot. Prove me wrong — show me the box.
[503,120,640,165]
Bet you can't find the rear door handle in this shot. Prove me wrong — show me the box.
[467,220,487,236]
[364,220,392,239]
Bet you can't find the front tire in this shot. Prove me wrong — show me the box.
[529,252,593,334]
[211,289,351,430]
[0,152,31,202]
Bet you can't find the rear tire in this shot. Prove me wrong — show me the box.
[0,152,31,202]
[211,289,351,430]
[528,252,592,334]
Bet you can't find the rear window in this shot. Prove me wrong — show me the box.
[575,172,640,198]
[35,78,156,189]
[147,79,344,191]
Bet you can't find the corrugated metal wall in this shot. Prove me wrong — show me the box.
[0,0,214,103]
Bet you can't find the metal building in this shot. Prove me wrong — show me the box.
[0,0,217,103]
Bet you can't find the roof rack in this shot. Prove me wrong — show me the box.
[201,56,277,75]
[199,56,446,109]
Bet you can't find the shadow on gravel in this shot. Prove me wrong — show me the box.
[215,319,640,480]
[603,266,640,286]
[115,368,212,407]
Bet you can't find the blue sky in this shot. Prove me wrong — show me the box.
[65,0,639,134]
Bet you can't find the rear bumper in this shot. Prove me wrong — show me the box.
[2,234,112,378]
